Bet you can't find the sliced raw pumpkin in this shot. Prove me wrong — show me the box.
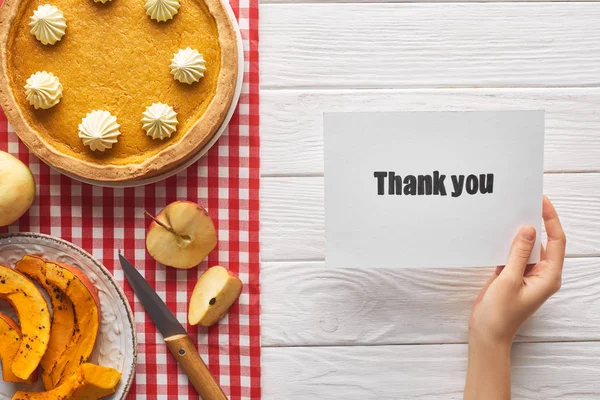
[15,255,76,388]
[0,264,51,380]
[12,363,121,400]
[15,256,100,389]
[0,312,32,383]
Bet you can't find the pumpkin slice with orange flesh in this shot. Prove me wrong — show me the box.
[15,256,100,389]
[0,312,34,383]
[15,255,76,388]
[12,363,121,400]
[0,264,50,380]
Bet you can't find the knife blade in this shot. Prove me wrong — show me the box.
[119,253,186,339]
[119,253,227,400]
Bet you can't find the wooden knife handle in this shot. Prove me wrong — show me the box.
[165,334,228,400]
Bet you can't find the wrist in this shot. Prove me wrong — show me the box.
[468,328,513,354]
[465,329,512,400]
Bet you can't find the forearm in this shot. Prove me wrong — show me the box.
[464,335,512,400]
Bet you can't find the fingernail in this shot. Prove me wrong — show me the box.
[522,226,536,242]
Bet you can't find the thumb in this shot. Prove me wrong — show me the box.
[505,225,536,281]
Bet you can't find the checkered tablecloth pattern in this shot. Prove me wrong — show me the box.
[0,0,261,398]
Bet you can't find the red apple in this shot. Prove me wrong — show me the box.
[146,201,217,269]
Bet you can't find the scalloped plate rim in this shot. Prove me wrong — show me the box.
[0,232,137,399]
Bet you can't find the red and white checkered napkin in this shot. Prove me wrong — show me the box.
[0,0,261,397]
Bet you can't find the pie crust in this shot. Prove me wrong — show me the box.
[0,0,237,182]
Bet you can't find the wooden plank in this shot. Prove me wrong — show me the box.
[262,258,600,346]
[264,0,599,3]
[261,89,600,176]
[262,342,600,399]
[261,3,600,88]
[261,173,600,261]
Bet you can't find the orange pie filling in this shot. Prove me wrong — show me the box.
[7,0,222,166]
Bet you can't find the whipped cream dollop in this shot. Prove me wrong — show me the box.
[142,103,178,140]
[145,0,180,22]
[78,110,121,152]
[29,4,67,45]
[170,48,206,84]
[24,71,63,110]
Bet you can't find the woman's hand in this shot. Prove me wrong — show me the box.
[464,195,566,400]
[469,195,566,346]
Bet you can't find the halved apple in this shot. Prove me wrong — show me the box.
[0,312,34,383]
[188,265,243,327]
[16,255,76,388]
[15,256,100,389]
[12,363,121,400]
[146,201,218,269]
[0,264,50,380]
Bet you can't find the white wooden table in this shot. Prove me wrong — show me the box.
[258,2,600,398]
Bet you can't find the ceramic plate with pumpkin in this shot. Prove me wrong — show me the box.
[0,233,136,399]
[0,0,238,183]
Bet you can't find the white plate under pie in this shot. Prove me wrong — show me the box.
[0,233,136,399]
[56,2,245,188]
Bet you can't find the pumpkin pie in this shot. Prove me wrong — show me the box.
[0,0,238,182]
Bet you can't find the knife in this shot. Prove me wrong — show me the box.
[119,254,228,400]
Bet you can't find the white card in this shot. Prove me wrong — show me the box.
[324,111,544,269]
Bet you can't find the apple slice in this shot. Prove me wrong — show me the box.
[146,201,217,269]
[188,266,243,327]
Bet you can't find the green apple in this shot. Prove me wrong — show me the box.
[0,151,35,227]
